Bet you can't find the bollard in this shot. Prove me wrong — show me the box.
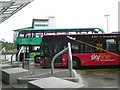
[22,58,34,75]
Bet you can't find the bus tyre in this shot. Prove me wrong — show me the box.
[35,56,40,63]
[72,57,80,69]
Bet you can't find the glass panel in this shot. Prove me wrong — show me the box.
[71,43,79,53]
[9,5,21,8]
[118,41,120,52]
[84,45,93,52]
[31,46,40,52]
[3,11,13,14]
[106,39,116,52]
[7,8,17,10]
[19,33,24,38]
[13,31,18,42]
[25,33,31,38]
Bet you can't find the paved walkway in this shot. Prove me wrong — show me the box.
[1,64,119,89]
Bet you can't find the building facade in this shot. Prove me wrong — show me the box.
[32,16,56,28]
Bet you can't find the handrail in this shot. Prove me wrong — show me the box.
[11,50,19,65]
[51,42,73,77]
[51,47,68,74]
[17,46,25,66]
[0,47,6,59]
[0,47,5,53]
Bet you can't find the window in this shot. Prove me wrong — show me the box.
[31,46,40,52]
[71,44,79,53]
[81,41,104,53]
[19,33,25,38]
[35,33,43,38]
[118,41,120,52]
[84,45,93,52]
[84,41,94,53]
[25,46,29,52]
[78,44,84,52]
[25,33,31,38]
[94,42,104,52]
[106,39,116,52]
[13,32,18,41]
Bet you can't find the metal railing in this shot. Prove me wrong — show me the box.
[51,42,73,77]
[11,50,19,65]
[18,46,25,66]
[0,47,6,60]
[11,46,25,66]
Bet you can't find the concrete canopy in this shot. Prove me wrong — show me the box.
[0,0,34,24]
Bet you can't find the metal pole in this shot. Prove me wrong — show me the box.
[18,46,24,66]
[51,47,68,75]
[0,47,6,60]
[22,46,26,68]
[51,42,73,78]
[11,50,19,65]
[0,43,2,63]
[68,42,73,77]
[11,53,14,65]
[104,15,109,33]
[4,49,6,59]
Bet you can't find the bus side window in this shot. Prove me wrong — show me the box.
[25,33,31,38]
[118,41,120,52]
[94,42,104,52]
[71,44,79,53]
[79,44,84,52]
[19,33,24,38]
[84,45,92,52]
[106,39,116,52]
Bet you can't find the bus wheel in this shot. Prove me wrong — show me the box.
[72,57,80,69]
[35,56,40,63]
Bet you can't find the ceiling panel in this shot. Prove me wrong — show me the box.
[0,0,34,24]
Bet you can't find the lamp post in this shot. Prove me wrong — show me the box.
[104,15,109,33]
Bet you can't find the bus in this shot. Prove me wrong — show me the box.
[14,27,104,63]
[40,33,120,68]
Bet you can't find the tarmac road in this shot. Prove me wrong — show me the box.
[76,68,119,88]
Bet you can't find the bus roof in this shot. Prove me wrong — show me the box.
[14,27,105,33]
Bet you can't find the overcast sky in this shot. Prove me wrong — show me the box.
[0,0,119,42]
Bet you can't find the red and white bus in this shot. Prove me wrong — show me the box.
[40,33,120,68]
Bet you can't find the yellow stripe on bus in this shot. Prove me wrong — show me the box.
[74,39,120,57]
